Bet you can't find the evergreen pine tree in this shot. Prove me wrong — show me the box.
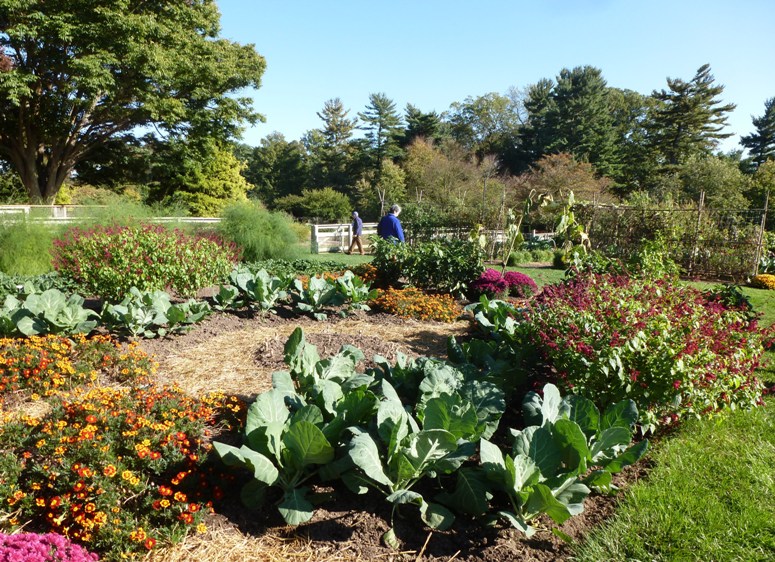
[358,93,403,186]
[544,66,619,178]
[647,63,736,166]
[741,97,775,169]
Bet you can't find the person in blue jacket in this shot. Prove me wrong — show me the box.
[377,204,405,243]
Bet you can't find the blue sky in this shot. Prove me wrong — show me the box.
[216,0,774,153]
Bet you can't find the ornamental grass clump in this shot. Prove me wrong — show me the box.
[518,273,771,431]
[371,287,462,322]
[0,532,99,561]
[0,383,245,559]
[51,224,240,302]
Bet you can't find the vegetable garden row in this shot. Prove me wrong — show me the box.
[0,223,771,560]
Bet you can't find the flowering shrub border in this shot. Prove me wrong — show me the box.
[52,224,240,301]
[0,384,244,559]
[0,335,153,406]
[0,337,245,559]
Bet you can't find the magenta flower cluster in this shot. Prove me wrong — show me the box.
[469,269,538,299]
[503,271,538,298]
[0,533,99,562]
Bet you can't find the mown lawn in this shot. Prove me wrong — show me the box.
[573,398,775,561]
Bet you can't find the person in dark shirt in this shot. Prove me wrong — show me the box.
[347,211,365,255]
[376,204,405,243]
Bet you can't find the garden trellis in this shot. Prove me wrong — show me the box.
[573,192,769,281]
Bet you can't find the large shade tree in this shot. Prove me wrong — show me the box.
[0,0,265,203]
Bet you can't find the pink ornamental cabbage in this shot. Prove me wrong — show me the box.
[0,532,99,562]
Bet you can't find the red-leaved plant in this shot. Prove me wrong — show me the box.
[52,224,240,302]
[518,273,771,431]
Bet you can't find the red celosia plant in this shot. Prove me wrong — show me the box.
[51,224,240,302]
[517,273,771,431]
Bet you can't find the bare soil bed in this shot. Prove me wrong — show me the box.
[136,310,646,562]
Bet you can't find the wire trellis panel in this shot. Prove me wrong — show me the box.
[574,201,766,281]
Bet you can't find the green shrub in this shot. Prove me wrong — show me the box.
[507,250,532,266]
[627,236,681,279]
[247,258,347,278]
[370,237,413,288]
[372,236,485,294]
[218,200,299,262]
[530,248,555,262]
[52,224,239,301]
[273,187,351,222]
[0,219,59,275]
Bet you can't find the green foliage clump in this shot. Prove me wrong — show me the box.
[0,220,59,275]
[52,224,239,301]
[101,288,211,338]
[0,272,77,298]
[274,187,352,222]
[627,236,681,279]
[213,328,645,543]
[1,289,98,337]
[371,237,484,294]
[218,200,300,262]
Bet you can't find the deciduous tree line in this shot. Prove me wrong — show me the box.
[1,1,774,221]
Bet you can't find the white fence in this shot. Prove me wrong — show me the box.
[0,205,220,225]
[311,223,378,253]
[309,222,556,254]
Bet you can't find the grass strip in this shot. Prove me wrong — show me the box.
[574,397,775,561]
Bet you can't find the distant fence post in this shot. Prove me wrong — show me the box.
[310,224,320,254]
[688,191,705,277]
[753,190,769,276]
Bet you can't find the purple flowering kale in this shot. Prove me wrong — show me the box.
[0,533,99,562]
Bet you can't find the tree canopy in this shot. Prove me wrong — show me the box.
[741,97,775,169]
[0,0,265,203]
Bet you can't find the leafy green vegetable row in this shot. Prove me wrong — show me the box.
[214,328,647,546]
